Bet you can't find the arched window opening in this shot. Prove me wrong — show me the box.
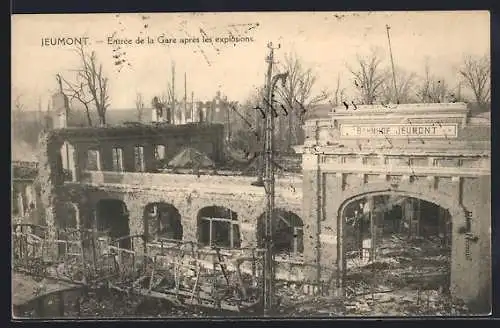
[197,206,240,249]
[95,199,130,249]
[143,202,183,242]
[257,210,304,255]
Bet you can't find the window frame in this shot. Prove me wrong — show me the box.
[199,216,240,249]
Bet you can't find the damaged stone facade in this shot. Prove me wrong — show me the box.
[299,102,491,311]
[42,123,308,283]
[37,103,491,310]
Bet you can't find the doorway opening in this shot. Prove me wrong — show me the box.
[95,199,131,249]
[341,194,452,296]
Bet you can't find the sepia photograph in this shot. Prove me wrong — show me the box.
[11,11,491,318]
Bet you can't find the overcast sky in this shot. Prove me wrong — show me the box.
[12,11,490,111]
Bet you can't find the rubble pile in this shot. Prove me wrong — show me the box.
[345,233,451,295]
[14,286,213,318]
[278,288,469,317]
[274,232,460,317]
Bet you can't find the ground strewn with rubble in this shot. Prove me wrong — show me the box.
[12,273,77,308]
[13,275,470,318]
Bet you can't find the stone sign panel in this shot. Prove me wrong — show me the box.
[340,123,458,139]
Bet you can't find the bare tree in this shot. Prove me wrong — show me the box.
[221,88,264,167]
[135,93,145,122]
[459,54,491,106]
[380,67,417,104]
[348,49,388,105]
[416,62,449,103]
[275,51,329,151]
[60,44,110,126]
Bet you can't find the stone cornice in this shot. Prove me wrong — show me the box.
[315,164,490,177]
[296,143,491,157]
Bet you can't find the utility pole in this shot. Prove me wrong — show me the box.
[262,42,276,315]
[191,91,194,123]
[171,62,176,124]
[226,98,231,142]
[252,81,267,187]
[386,25,399,104]
[184,72,187,125]
[261,42,289,315]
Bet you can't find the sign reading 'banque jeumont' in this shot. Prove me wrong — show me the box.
[340,123,458,138]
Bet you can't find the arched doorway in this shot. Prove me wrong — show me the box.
[197,206,240,249]
[95,199,130,249]
[339,193,452,297]
[143,202,183,242]
[257,209,304,256]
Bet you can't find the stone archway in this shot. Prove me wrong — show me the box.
[256,209,305,256]
[143,202,183,242]
[335,184,467,300]
[336,182,466,222]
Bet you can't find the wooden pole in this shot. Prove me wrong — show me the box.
[191,92,194,123]
[263,42,275,315]
[171,62,176,124]
[386,25,399,104]
[184,72,187,125]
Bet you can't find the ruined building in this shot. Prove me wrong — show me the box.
[30,100,490,312]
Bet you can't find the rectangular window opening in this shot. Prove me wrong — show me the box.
[134,146,145,172]
[155,145,166,160]
[87,149,101,171]
[112,147,124,172]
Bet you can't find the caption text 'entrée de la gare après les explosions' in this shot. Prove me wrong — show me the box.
[40,35,255,47]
